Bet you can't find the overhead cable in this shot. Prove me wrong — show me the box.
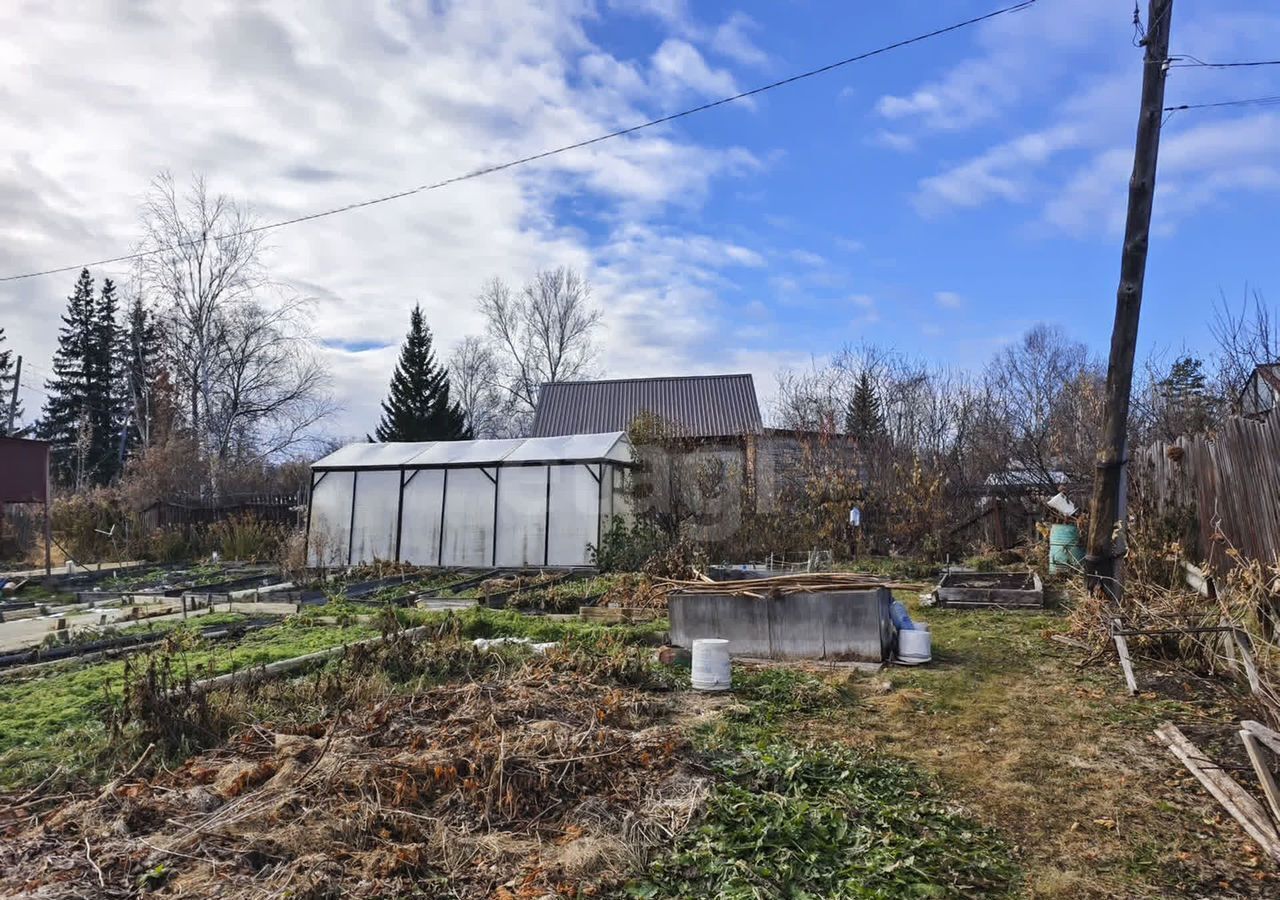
[0,0,1038,283]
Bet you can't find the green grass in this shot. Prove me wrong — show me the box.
[634,667,1018,899]
[0,617,375,789]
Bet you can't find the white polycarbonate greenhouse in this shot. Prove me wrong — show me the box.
[305,432,632,568]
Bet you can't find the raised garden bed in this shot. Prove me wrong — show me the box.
[933,571,1044,609]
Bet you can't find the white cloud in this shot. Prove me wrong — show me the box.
[789,249,826,267]
[850,294,875,309]
[1045,114,1280,236]
[874,0,1117,132]
[834,237,865,253]
[711,12,768,67]
[650,38,741,100]
[935,291,963,309]
[914,124,1083,215]
[0,0,765,437]
[869,129,916,152]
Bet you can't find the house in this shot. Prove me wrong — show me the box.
[532,375,763,542]
[530,374,859,542]
[1240,363,1280,418]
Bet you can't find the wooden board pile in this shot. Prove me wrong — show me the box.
[592,572,897,614]
[658,572,897,600]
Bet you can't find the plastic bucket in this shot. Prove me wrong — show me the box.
[691,638,732,691]
[897,629,932,665]
[1049,523,1085,574]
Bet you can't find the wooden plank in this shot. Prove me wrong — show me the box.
[1243,721,1280,757]
[1112,618,1138,695]
[578,607,660,624]
[1156,723,1280,860]
[1232,628,1262,694]
[1241,730,1280,827]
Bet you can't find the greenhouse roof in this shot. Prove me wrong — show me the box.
[311,432,631,470]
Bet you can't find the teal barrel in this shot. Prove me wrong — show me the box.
[1048,523,1085,574]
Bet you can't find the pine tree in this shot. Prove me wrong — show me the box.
[40,269,98,485]
[844,369,885,441]
[1157,355,1215,436]
[0,327,20,434]
[375,304,469,442]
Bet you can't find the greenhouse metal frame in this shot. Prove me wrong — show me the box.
[305,432,632,568]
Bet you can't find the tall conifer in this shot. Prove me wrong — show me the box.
[375,304,469,442]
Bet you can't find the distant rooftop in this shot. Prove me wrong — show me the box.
[530,373,764,439]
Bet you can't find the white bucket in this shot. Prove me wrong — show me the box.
[691,638,732,691]
[897,628,932,666]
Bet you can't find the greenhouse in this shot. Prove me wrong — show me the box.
[305,432,632,568]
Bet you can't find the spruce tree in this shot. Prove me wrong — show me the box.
[89,277,124,483]
[0,327,19,434]
[39,269,98,485]
[375,304,469,442]
[844,369,885,441]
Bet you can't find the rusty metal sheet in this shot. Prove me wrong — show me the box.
[0,437,50,503]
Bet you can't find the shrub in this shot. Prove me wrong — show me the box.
[209,514,284,562]
[50,489,127,562]
[590,517,670,573]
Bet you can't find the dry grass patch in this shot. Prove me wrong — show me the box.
[812,595,1280,898]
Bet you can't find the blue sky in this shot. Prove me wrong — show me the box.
[2,0,1279,436]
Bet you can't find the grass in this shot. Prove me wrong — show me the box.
[0,616,375,789]
[810,589,1280,899]
[0,606,667,791]
[634,667,1019,899]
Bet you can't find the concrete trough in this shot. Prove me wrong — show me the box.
[933,571,1044,609]
[668,587,893,662]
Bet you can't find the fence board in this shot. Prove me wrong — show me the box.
[1137,414,1280,571]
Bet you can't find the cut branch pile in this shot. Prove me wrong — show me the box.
[0,652,705,899]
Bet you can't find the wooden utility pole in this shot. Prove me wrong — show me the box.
[5,355,20,435]
[1085,0,1173,598]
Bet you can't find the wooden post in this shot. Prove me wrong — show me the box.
[1085,0,1173,599]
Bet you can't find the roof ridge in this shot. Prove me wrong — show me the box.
[543,373,754,387]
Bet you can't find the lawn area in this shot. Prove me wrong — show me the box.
[0,616,376,789]
[791,587,1280,899]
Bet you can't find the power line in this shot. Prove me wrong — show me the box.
[0,0,1038,284]
[1163,94,1280,112]
[1169,55,1280,69]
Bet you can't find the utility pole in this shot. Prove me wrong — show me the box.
[1085,0,1173,599]
[5,355,20,436]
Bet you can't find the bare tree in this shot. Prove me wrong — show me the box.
[982,324,1103,488]
[204,296,334,461]
[132,172,332,486]
[1210,288,1280,407]
[448,335,510,439]
[478,267,601,426]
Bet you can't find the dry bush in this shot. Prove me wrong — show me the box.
[209,514,285,562]
[49,488,127,562]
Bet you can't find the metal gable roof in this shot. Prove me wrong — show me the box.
[530,374,764,438]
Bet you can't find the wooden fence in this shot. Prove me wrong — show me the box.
[137,494,302,531]
[1136,412,1280,572]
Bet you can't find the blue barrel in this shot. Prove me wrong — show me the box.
[1049,524,1084,574]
